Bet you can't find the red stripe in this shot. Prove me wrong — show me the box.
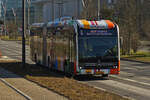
[74,61,77,75]
[95,21,98,25]
[94,69,96,73]
[110,69,118,74]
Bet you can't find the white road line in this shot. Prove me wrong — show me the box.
[89,84,134,100]
[1,56,9,59]
[94,79,150,98]
[114,71,150,82]
[0,78,32,100]
[111,75,150,87]
[79,81,135,100]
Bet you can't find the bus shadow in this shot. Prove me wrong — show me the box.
[0,62,65,79]
[0,61,109,81]
[74,75,109,81]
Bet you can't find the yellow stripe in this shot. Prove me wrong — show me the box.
[81,20,90,29]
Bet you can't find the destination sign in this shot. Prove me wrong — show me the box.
[79,29,117,37]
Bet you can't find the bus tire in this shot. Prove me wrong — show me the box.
[102,74,108,77]
[63,61,67,75]
[35,54,38,65]
[63,60,72,77]
[34,54,37,62]
[48,56,50,68]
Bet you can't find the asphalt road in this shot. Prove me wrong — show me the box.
[0,40,32,63]
[0,39,150,100]
[0,39,68,100]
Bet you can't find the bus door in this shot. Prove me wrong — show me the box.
[42,26,47,66]
[49,28,56,69]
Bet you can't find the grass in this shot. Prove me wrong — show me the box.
[0,36,30,45]
[0,36,29,41]
[0,36,22,41]
[0,60,129,100]
[121,52,150,63]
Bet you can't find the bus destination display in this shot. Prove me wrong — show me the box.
[79,29,117,37]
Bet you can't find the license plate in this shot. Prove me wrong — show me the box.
[96,71,104,75]
[86,69,92,73]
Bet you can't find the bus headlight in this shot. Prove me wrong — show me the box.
[114,66,118,68]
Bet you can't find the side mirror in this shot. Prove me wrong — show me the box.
[120,37,123,48]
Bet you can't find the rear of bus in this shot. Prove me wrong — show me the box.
[75,20,120,76]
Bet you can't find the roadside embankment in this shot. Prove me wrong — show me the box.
[0,36,30,45]
[0,60,130,100]
[121,52,150,64]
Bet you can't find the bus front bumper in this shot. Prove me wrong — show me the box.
[77,68,119,75]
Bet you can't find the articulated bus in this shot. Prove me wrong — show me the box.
[30,19,120,77]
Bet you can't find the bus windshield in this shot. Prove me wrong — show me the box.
[78,37,118,59]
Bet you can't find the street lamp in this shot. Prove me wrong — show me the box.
[50,0,67,21]
[12,8,17,25]
[82,0,88,19]
[2,1,7,36]
[98,0,100,20]
[12,8,17,39]
[77,0,80,18]
[52,0,54,21]
[56,0,65,20]
[22,0,26,68]
[27,0,31,30]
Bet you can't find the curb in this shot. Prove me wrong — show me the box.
[0,67,69,100]
[0,50,1,58]
[121,58,150,64]
[0,78,32,100]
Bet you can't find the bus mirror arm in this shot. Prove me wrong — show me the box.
[120,37,123,48]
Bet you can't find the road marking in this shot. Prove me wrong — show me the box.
[94,79,150,98]
[1,56,8,59]
[111,75,150,87]
[79,81,135,100]
[0,78,32,100]
[88,84,135,100]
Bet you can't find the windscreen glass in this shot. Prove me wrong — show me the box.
[78,28,118,59]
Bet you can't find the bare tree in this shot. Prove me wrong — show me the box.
[81,0,114,20]
[115,0,141,54]
[7,21,18,39]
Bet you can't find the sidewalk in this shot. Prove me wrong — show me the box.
[0,80,26,100]
[0,68,69,100]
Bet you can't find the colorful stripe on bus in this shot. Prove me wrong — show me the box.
[77,20,115,29]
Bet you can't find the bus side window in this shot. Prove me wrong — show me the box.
[40,28,43,38]
[120,37,123,48]
[47,28,51,38]
[30,30,34,36]
[30,28,37,36]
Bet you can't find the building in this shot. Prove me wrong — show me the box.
[0,0,119,24]
[33,0,82,22]
[32,0,119,23]
[0,0,3,20]
[1,0,35,24]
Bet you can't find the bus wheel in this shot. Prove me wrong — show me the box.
[63,61,72,77]
[34,54,37,62]
[35,54,38,65]
[48,56,50,68]
[63,62,66,75]
[102,74,108,77]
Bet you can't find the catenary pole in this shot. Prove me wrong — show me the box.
[22,0,26,68]
[2,1,7,36]
[98,0,100,20]
[27,0,30,30]
[52,0,54,21]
